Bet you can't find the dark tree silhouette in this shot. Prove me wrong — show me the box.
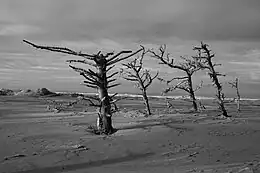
[120,48,159,115]
[23,39,143,134]
[193,42,229,117]
[228,77,241,112]
[149,45,202,111]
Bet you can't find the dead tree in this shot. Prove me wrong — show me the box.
[228,77,241,112]
[149,45,202,111]
[23,39,142,134]
[193,42,229,117]
[164,96,173,109]
[120,48,159,115]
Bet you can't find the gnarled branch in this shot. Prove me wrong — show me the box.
[23,40,96,60]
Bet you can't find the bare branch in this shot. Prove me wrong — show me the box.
[107,48,143,66]
[107,51,132,62]
[213,63,221,67]
[88,69,101,79]
[80,83,98,89]
[107,78,117,84]
[83,80,99,87]
[79,97,100,107]
[109,93,118,99]
[104,52,114,58]
[23,39,96,60]
[164,76,189,85]
[68,65,100,80]
[144,71,159,89]
[194,81,203,92]
[149,46,187,71]
[123,77,139,82]
[80,73,99,85]
[66,59,96,67]
[107,83,121,89]
[107,71,119,79]
[106,65,115,73]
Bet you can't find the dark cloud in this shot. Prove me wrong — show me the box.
[2,0,260,42]
[1,0,260,96]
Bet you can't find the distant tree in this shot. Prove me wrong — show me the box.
[149,45,202,111]
[164,95,174,109]
[193,42,230,117]
[228,77,241,112]
[23,39,143,134]
[120,48,159,115]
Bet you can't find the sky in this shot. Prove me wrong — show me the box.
[0,0,260,98]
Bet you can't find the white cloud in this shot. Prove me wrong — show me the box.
[53,76,81,79]
[249,71,260,80]
[0,76,14,80]
[30,66,63,70]
[229,61,260,67]
[0,24,41,36]
[0,68,13,73]
[244,49,260,59]
[51,76,82,81]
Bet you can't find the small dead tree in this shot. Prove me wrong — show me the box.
[120,48,159,115]
[149,45,202,111]
[193,42,229,117]
[228,77,241,112]
[23,39,142,134]
[164,96,174,109]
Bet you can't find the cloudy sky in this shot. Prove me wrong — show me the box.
[0,0,260,98]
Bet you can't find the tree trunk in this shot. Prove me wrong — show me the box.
[207,60,229,117]
[187,75,198,111]
[142,90,151,115]
[97,114,102,131]
[218,100,228,117]
[216,90,229,117]
[97,87,114,134]
[191,95,198,112]
[236,78,241,112]
[97,64,114,134]
[237,99,240,112]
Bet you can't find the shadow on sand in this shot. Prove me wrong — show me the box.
[117,118,192,132]
[85,118,191,135]
[15,152,154,173]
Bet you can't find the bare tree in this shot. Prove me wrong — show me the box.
[149,45,202,111]
[120,48,159,115]
[23,39,142,134]
[228,77,241,112]
[193,42,229,117]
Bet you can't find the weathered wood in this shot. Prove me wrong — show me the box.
[23,40,143,134]
[228,77,241,112]
[193,42,229,117]
[149,45,201,111]
[121,48,158,115]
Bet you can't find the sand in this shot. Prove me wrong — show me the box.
[0,95,260,173]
